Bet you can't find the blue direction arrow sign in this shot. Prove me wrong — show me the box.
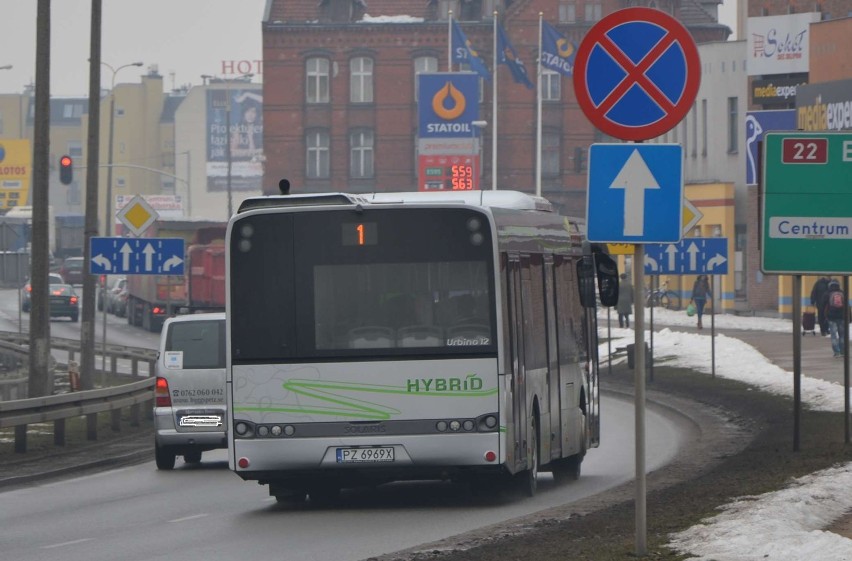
[586,143,683,243]
[90,237,185,275]
[644,237,728,275]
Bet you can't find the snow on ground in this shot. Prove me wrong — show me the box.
[598,308,852,560]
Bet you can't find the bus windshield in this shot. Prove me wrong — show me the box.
[229,207,496,362]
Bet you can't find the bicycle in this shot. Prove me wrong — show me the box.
[645,281,682,310]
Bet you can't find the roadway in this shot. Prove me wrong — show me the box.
[0,287,693,560]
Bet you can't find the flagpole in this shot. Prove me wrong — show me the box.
[536,13,543,197]
[492,11,498,191]
[448,11,453,71]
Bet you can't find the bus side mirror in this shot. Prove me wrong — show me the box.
[595,253,619,308]
[577,257,597,308]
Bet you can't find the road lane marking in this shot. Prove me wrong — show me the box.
[42,538,93,549]
[169,513,210,523]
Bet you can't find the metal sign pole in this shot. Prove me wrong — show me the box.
[711,275,716,378]
[793,275,802,452]
[633,243,647,555]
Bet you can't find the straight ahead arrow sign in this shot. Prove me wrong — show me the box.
[610,149,660,236]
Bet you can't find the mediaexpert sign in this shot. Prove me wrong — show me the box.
[761,132,852,275]
[572,7,700,141]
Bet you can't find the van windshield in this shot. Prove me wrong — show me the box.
[165,320,225,369]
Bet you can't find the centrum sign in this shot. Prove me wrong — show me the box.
[761,131,852,274]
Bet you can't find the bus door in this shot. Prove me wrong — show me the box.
[543,257,560,459]
[506,255,527,471]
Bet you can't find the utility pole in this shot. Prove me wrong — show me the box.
[80,0,102,392]
[28,0,51,398]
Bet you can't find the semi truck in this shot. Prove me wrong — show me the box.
[123,218,226,332]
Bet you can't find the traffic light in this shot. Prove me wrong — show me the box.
[59,155,73,185]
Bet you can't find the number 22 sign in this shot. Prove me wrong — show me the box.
[782,137,828,164]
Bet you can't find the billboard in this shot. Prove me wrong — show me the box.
[744,109,796,186]
[0,139,31,210]
[417,73,481,139]
[205,88,263,192]
[796,78,852,132]
[747,13,819,76]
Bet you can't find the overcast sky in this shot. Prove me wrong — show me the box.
[0,0,738,97]
[0,0,266,96]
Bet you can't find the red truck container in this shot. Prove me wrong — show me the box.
[123,219,226,332]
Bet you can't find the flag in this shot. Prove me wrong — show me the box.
[496,23,534,89]
[541,21,577,77]
[451,20,491,81]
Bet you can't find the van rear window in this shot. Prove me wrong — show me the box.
[166,320,225,369]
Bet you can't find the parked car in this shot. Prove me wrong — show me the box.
[47,283,80,322]
[154,312,226,470]
[97,275,124,311]
[21,272,65,312]
[114,285,129,318]
[103,276,127,314]
[58,256,85,285]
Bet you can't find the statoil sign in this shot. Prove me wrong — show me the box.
[418,73,481,138]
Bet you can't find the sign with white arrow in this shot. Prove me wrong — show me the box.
[89,237,185,276]
[643,237,728,275]
[586,143,683,243]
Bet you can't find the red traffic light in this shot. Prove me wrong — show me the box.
[59,154,73,185]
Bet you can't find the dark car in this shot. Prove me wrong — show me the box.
[22,272,65,312]
[58,256,85,285]
[48,283,80,322]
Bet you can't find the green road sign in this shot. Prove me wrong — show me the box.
[762,132,852,274]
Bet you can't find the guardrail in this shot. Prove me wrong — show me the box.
[0,378,155,452]
[0,332,158,453]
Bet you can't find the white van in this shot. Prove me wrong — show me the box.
[154,312,226,470]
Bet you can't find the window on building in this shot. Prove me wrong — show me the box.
[458,63,486,102]
[349,128,374,178]
[439,0,460,20]
[67,185,81,206]
[542,69,561,101]
[306,57,330,104]
[542,131,560,177]
[306,129,330,179]
[559,1,576,22]
[584,0,602,22]
[701,99,708,157]
[691,103,697,157]
[727,97,738,154]
[414,56,438,101]
[68,142,83,159]
[62,103,83,119]
[350,56,373,103]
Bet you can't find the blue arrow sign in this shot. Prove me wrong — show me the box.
[586,143,683,243]
[90,237,185,275]
[643,237,728,275]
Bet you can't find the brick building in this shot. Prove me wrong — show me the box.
[261,0,729,216]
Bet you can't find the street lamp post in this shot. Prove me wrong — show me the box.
[102,61,143,236]
[471,120,487,190]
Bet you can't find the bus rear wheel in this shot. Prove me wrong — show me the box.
[516,417,539,497]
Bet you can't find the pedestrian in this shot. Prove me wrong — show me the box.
[690,275,711,329]
[616,273,633,328]
[810,276,831,336]
[824,279,847,358]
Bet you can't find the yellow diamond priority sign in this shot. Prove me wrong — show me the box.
[116,194,159,237]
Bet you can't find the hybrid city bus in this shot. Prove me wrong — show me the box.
[226,189,618,503]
